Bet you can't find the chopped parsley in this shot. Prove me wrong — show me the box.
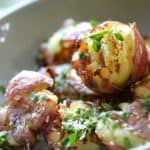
[92,39,101,52]
[79,94,84,101]
[101,102,113,111]
[123,137,132,150]
[140,94,150,111]
[112,120,120,130]
[122,112,131,120]
[29,92,39,102]
[87,29,124,53]
[0,136,5,145]
[29,92,47,103]
[89,30,109,41]
[141,100,150,106]
[61,106,100,148]
[61,132,79,148]
[0,85,6,94]
[114,32,124,41]
[0,131,7,145]
[54,71,68,89]
[54,80,61,89]
[79,52,89,59]
[90,20,99,27]
[99,112,112,124]
[61,71,67,80]
[87,30,109,52]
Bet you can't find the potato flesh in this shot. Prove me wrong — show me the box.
[95,112,148,149]
[47,101,101,150]
[86,22,135,88]
[133,74,150,98]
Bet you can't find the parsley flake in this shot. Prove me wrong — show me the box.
[114,32,124,41]
[61,106,100,148]
[92,39,101,52]
[123,137,132,150]
[89,30,109,41]
[102,103,113,110]
[61,131,79,148]
[79,52,89,59]
[122,112,131,120]
[0,85,6,94]
[79,94,84,101]
[90,20,99,27]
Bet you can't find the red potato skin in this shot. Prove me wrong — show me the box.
[39,22,92,66]
[1,70,58,147]
[72,22,149,94]
[126,100,150,139]
[5,71,53,104]
[40,40,78,65]
[131,23,149,82]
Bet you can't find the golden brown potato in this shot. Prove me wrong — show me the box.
[72,21,149,94]
[39,19,92,65]
[132,74,150,99]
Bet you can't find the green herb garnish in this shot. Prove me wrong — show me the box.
[61,106,100,148]
[141,100,150,106]
[0,131,7,145]
[79,94,84,101]
[112,121,120,130]
[54,80,60,89]
[29,92,46,103]
[79,52,89,59]
[100,112,112,124]
[54,70,68,89]
[102,102,113,110]
[140,94,150,111]
[0,85,6,94]
[122,112,131,120]
[61,131,79,148]
[92,39,101,52]
[88,30,109,53]
[29,92,38,102]
[114,32,124,41]
[61,72,67,80]
[90,20,99,27]
[123,137,132,150]
[89,30,109,41]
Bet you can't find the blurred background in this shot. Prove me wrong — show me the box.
[0,0,150,80]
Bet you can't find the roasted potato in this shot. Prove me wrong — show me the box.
[0,71,58,148]
[95,100,150,150]
[39,19,92,65]
[72,21,149,94]
[67,69,98,96]
[5,70,54,105]
[44,100,104,150]
[132,74,150,99]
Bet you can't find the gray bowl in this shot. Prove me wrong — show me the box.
[0,0,150,149]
